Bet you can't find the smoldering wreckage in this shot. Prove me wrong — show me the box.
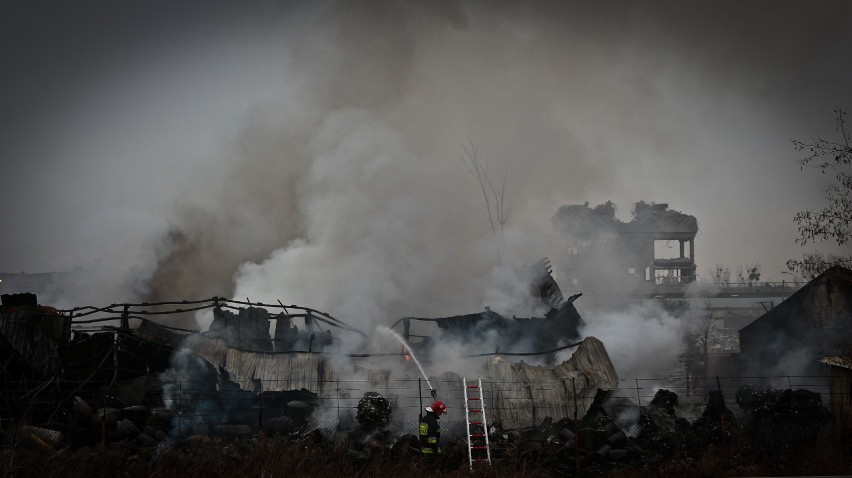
[0,253,842,474]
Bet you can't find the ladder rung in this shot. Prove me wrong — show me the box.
[465,378,491,470]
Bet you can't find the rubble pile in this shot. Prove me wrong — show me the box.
[736,386,831,452]
[1,383,841,477]
[1,384,320,452]
[478,388,679,473]
[453,385,833,475]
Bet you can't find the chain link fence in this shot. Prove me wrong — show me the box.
[1,374,836,447]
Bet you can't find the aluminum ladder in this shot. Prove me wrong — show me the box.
[463,377,492,470]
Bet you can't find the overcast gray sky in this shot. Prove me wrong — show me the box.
[1,1,851,316]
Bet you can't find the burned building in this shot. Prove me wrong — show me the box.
[396,258,585,360]
[0,296,348,425]
[552,201,698,295]
[0,293,180,424]
[0,293,70,382]
[186,304,344,394]
[400,298,584,359]
[0,269,621,448]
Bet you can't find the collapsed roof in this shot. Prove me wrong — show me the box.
[396,258,585,360]
[1,275,620,435]
[552,201,698,237]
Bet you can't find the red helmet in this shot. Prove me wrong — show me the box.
[428,400,447,415]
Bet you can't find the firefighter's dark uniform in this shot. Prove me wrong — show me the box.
[419,410,441,455]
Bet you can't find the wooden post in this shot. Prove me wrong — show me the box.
[120,304,129,330]
[572,377,579,478]
[258,380,263,433]
[636,379,642,413]
[101,383,107,448]
[527,384,536,425]
[562,379,571,419]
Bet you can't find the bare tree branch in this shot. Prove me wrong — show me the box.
[460,138,510,261]
[788,108,852,276]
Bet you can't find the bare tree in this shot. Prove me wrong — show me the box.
[709,265,731,285]
[787,108,852,277]
[683,300,725,383]
[460,138,510,261]
[697,300,723,358]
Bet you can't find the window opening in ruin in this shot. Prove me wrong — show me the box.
[655,268,682,285]
[654,240,682,260]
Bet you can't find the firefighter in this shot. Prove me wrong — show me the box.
[419,400,446,456]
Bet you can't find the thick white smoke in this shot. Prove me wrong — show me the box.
[4,1,852,388]
[232,109,463,330]
[578,302,690,379]
[8,1,850,311]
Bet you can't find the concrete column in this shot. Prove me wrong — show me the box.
[689,239,696,282]
[679,240,685,258]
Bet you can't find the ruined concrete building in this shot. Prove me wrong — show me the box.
[552,201,698,294]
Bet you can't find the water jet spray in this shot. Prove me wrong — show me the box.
[376,326,436,396]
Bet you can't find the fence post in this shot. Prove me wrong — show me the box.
[562,379,571,419]
[572,377,579,478]
[490,380,495,417]
[101,382,107,448]
[716,376,727,434]
[527,384,536,425]
[686,362,691,397]
[258,380,263,433]
[635,379,641,409]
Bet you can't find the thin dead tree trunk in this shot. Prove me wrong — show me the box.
[460,138,510,262]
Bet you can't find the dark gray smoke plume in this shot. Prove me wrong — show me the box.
[2,1,852,346]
